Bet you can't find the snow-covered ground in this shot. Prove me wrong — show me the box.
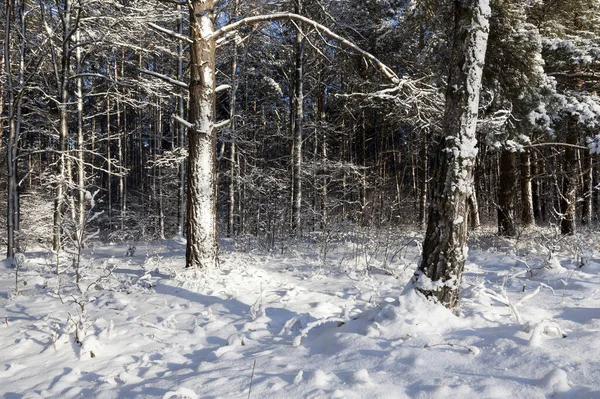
[2,228,600,398]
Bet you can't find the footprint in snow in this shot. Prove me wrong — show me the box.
[0,362,27,378]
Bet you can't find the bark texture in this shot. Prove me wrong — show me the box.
[186,0,218,268]
[414,0,490,309]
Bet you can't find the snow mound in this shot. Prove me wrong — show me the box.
[163,387,199,399]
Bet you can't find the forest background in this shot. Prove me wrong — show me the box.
[1,0,600,305]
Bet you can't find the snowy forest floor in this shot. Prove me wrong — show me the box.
[1,227,600,398]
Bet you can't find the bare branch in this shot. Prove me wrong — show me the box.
[138,68,188,89]
[148,22,193,43]
[528,142,589,151]
[211,13,399,84]
[215,119,230,129]
[157,0,187,5]
[172,114,194,129]
[215,84,231,93]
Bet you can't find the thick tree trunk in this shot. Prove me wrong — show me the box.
[560,122,578,235]
[186,0,218,268]
[414,0,490,309]
[520,150,535,227]
[497,149,517,237]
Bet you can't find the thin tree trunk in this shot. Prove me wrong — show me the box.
[418,131,429,229]
[106,90,112,229]
[177,6,186,236]
[76,30,85,232]
[414,0,490,309]
[531,150,543,223]
[52,0,73,252]
[468,189,481,230]
[581,152,593,226]
[498,149,517,237]
[227,1,239,237]
[290,0,304,236]
[5,0,18,259]
[561,121,578,235]
[520,150,535,228]
[115,61,125,229]
[318,80,328,229]
[157,97,165,240]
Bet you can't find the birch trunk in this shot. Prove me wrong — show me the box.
[520,150,535,227]
[186,0,218,268]
[414,0,490,309]
[531,150,543,222]
[76,30,85,232]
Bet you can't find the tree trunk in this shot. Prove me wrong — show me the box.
[561,121,578,235]
[498,149,517,237]
[468,189,481,230]
[227,2,239,237]
[581,152,593,226]
[418,131,429,229]
[531,150,543,222]
[290,0,304,236]
[317,80,328,229]
[177,6,186,236]
[414,0,490,309]
[186,0,218,268]
[76,30,86,233]
[4,0,18,259]
[52,0,73,252]
[520,150,535,227]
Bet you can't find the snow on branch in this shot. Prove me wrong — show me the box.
[215,84,231,93]
[148,22,193,43]
[211,13,400,84]
[215,119,230,129]
[138,68,188,90]
[172,114,194,129]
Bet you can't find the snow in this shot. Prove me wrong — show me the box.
[2,228,600,398]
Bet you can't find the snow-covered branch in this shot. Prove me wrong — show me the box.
[138,68,188,89]
[211,13,400,84]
